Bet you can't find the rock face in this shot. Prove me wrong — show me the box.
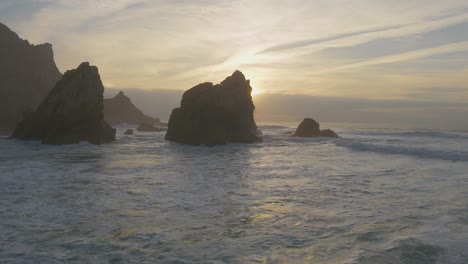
[11,62,116,145]
[104,91,161,125]
[124,129,133,135]
[0,23,62,132]
[136,123,166,132]
[293,118,338,138]
[165,71,262,146]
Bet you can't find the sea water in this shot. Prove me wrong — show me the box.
[1,124,467,263]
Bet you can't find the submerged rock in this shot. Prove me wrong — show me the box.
[11,62,116,145]
[293,118,338,138]
[0,23,62,132]
[165,71,262,146]
[104,91,161,126]
[124,129,134,135]
[136,122,166,132]
[319,129,338,138]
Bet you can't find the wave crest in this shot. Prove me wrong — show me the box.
[336,139,468,162]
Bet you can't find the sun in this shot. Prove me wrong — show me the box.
[251,88,261,97]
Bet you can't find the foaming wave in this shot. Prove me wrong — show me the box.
[258,125,291,130]
[359,238,456,264]
[345,130,468,140]
[335,139,468,162]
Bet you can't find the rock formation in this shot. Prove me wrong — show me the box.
[124,129,134,135]
[0,23,62,132]
[165,70,262,146]
[104,91,162,126]
[136,123,166,132]
[293,118,338,138]
[318,129,338,138]
[11,62,116,145]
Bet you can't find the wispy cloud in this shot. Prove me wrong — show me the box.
[257,11,468,57]
[310,40,468,74]
[259,24,409,54]
[2,0,467,103]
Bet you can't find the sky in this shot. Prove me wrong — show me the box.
[1,0,468,128]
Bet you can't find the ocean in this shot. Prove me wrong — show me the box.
[1,123,467,263]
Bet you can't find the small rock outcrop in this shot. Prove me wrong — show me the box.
[0,23,62,132]
[104,91,161,126]
[136,123,166,132]
[165,70,262,146]
[124,129,134,135]
[293,118,338,138]
[11,62,116,145]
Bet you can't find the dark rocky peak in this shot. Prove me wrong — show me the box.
[103,90,161,125]
[221,70,249,88]
[11,62,115,145]
[0,22,21,41]
[165,70,261,146]
[0,23,62,132]
[0,23,51,51]
[293,118,338,138]
[113,91,132,103]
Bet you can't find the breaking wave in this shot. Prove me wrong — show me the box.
[345,130,468,140]
[335,139,468,162]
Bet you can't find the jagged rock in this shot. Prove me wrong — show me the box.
[124,129,133,135]
[0,23,62,132]
[104,91,161,125]
[165,71,262,146]
[136,122,166,132]
[319,129,338,138]
[293,118,338,138]
[11,62,116,145]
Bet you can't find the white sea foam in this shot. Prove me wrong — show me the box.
[335,139,468,162]
[0,125,467,263]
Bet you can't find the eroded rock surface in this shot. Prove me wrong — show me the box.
[0,23,62,132]
[12,62,115,145]
[165,71,262,146]
[293,118,338,138]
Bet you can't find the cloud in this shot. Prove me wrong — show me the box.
[259,11,468,56]
[1,0,467,106]
[310,40,468,74]
[259,24,408,54]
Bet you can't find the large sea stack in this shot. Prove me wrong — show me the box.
[165,71,262,146]
[11,62,116,145]
[104,91,161,126]
[0,23,62,132]
[293,118,338,138]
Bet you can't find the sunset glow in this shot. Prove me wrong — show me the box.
[1,0,468,127]
[251,88,261,97]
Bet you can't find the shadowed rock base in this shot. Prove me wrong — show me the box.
[11,62,115,145]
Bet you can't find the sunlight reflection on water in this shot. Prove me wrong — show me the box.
[1,126,468,263]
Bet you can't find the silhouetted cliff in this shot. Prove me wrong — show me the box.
[165,71,262,146]
[104,91,161,125]
[0,23,62,132]
[12,62,115,145]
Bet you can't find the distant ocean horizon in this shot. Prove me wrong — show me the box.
[1,123,467,263]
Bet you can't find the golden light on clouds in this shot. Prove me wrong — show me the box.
[5,0,468,103]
